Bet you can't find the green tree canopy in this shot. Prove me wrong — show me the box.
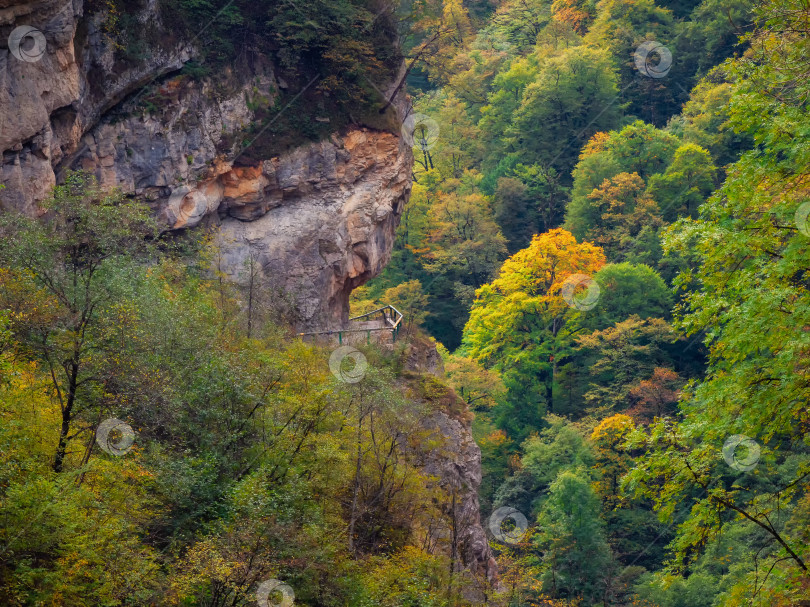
[508,45,622,179]
[535,469,613,601]
[574,262,673,332]
[566,121,681,239]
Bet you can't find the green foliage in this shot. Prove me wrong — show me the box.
[577,262,672,332]
[149,0,403,160]
[583,0,676,122]
[666,77,751,170]
[492,163,568,253]
[461,229,605,435]
[363,159,508,349]
[383,279,429,332]
[535,469,613,601]
[0,172,157,472]
[566,121,681,240]
[356,546,459,606]
[494,416,594,517]
[673,0,753,80]
[387,0,808,604]
[619,4,810,602]
[0,178,490,604]
[509,45,622,178]
[576,315,680,411]
[646,143,717,221]
[6,0,805,603]
[493,176,536,251]
[462,228,605,367]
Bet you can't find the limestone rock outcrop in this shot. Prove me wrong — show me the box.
[1,0,191,214]
[403,338,499,588]
[211,129,410,328]
[424,407,500,588]
[1,0,411,328]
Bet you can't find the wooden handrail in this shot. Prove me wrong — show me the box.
[299,304,403,338]
[348,304,403,326]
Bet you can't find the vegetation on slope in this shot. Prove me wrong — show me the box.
[97,0,404,160]
[1,0,809,604]
[357,0,810,604]
[0,174,493,605]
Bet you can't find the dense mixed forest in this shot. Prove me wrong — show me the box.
[357,0,810,603]
[0,0,808,605]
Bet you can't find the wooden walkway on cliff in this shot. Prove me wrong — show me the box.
[299,304,404,345]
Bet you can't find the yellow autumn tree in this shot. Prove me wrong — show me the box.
[590,414,635,509]
[458,229,605,429]
[461,228,606,367]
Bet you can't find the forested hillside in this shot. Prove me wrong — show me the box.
[357,0,810,604]
[1,0,809,605]
[0,175,498,605]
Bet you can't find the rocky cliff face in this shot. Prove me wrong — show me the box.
[211,129,410,327]
[1,0,193,213]
[403,339,499,589]
[425,408,499,590]
[1,0,495,582]
[0,0,411,328]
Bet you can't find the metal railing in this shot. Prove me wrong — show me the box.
[299,304,404,345]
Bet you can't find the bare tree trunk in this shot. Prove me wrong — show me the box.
[377,31,443,115]
[76,419,99,486]
[53,370,77,472]
[348,414,364,554]
[53,348,80,473]
[247,252,255,338]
